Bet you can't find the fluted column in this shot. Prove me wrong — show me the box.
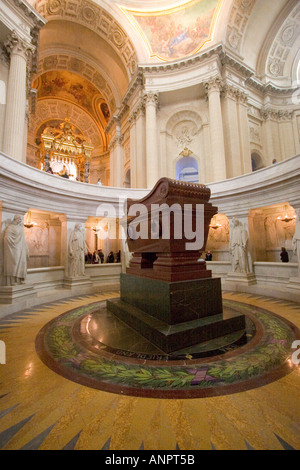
[135,101,146,188]
[260,109,276,165]
[115,120,124,187]
[237,91,252,174]
[144,92,159,188]
[109,139,115,186]
[3,32,35,162]
[129,111,137,188]
[205,77,227,182]
[222,85,242,177]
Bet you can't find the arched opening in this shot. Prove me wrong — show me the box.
[251,152,264,172]
[176,156,199,183]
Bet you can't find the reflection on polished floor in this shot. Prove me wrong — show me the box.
[0,290,300,450]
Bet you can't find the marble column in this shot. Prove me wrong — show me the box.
[144,92,159,188]
[109,139,115,187]
[260,110,276,164]
[129,111,137,188]
[278,112,295,159]
[205,77,227,182]
[237,92,252,174]
[222,85,243,177]
[115,120,124,188]
[135,101,146,188]
[3,32,35,162]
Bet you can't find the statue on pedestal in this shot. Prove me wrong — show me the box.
[3,215,29,286]
[292,209,300,277]
[230,218,250,273]
[68,224,86,278]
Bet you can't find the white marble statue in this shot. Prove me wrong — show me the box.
[292,209,300,277]
[68,224,87,278]
[230,218,250,273]
[3,214,29,286]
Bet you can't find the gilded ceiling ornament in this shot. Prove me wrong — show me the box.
[179,147,193,157]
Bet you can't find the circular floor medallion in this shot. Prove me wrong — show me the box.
[35,299,300,398]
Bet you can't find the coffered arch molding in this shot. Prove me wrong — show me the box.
[28,98,106,155]
[255,0,300,85]
[33,0,138,81]
[36,51,120,111]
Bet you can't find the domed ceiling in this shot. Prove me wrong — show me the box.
[117,0,222,61]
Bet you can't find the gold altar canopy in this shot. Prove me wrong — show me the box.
[40,118,93,182]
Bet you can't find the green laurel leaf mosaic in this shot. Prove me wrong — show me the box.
[41,299,297,393]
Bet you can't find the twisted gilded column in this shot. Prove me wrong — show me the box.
[3,32,35,162]
[144,92,159,188]
[205,77,227,182]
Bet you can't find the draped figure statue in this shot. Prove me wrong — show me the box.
[3,215,29,286]
[68,224,87,278]
[230,218,250,273]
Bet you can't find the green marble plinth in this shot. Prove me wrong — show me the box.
[107,297,245,354]
[120,273,223,325]
[106,274,245,354]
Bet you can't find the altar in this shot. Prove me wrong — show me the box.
[39,117,93,182]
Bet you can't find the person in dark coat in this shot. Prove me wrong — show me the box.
[107,251,115,263]
[98,249,104,263]
[280,247,289,263]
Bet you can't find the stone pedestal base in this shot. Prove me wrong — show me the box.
[0,284,36,304]
[107,273,245,354]
[226,272,257,286]
[289,277,300,290]
[63,276,93,294]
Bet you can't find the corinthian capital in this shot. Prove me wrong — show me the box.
[143,91,159,108]
[204,76,223,95]
[5,31,35,61]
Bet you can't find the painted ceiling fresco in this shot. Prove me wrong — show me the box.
[121,0,222,60]
[33,70,110,130]
[34,71,100,115]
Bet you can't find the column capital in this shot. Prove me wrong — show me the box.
[222,84,248,104]
[143,91,159,108]
[204,76,223,96]
[4,31,35,61]
[128,110,137,125]
[116,134,124,145]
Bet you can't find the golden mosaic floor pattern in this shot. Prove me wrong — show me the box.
[0,291,299,450]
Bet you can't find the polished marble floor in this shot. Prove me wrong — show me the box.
[0,290,300,450]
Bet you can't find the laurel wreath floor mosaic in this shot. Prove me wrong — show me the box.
[35,298,300,399]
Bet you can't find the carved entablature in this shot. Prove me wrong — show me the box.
[260,108,294,121]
